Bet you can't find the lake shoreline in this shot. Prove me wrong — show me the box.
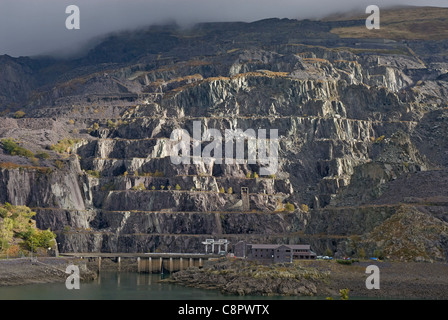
[0,257,96,287]
[165,258,448,300]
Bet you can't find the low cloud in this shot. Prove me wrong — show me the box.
[0,0,447,57]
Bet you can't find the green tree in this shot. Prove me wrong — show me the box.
[0,217,14,248]
[0,207,8,218]
[358,248,366,259]
[175,184,181,190]
[284,202,295,212]
[20,229,56,252]
[373,249,383,260]
[374,135,385,144]
[154,170,164,177]
[132,183,146,191]
[0,204,55,253]
[339,288,349,300]
[107,119,116,129]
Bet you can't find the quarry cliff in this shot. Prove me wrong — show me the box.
[1,7,448,262]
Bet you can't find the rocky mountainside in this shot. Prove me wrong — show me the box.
[1,6,448,261]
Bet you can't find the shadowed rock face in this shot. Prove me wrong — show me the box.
[1,9,448,261]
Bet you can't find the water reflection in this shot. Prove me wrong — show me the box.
[0,272,231,300]
[0,272,318,300]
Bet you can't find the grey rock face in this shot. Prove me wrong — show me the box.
[1,15,448,261]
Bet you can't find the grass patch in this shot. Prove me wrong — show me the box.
[328,7,448,41]
[50,138,80,154]
[1,139,34,158]
[86,170,100,178]
[0,162,52,174]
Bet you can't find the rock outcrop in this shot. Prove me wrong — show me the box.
[165,258,327,296]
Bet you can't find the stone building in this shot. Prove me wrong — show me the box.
[234,241,316,263]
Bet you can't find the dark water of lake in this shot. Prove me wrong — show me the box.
[0,271,316,300]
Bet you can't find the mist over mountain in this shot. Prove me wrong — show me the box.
[1,0,448,57]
